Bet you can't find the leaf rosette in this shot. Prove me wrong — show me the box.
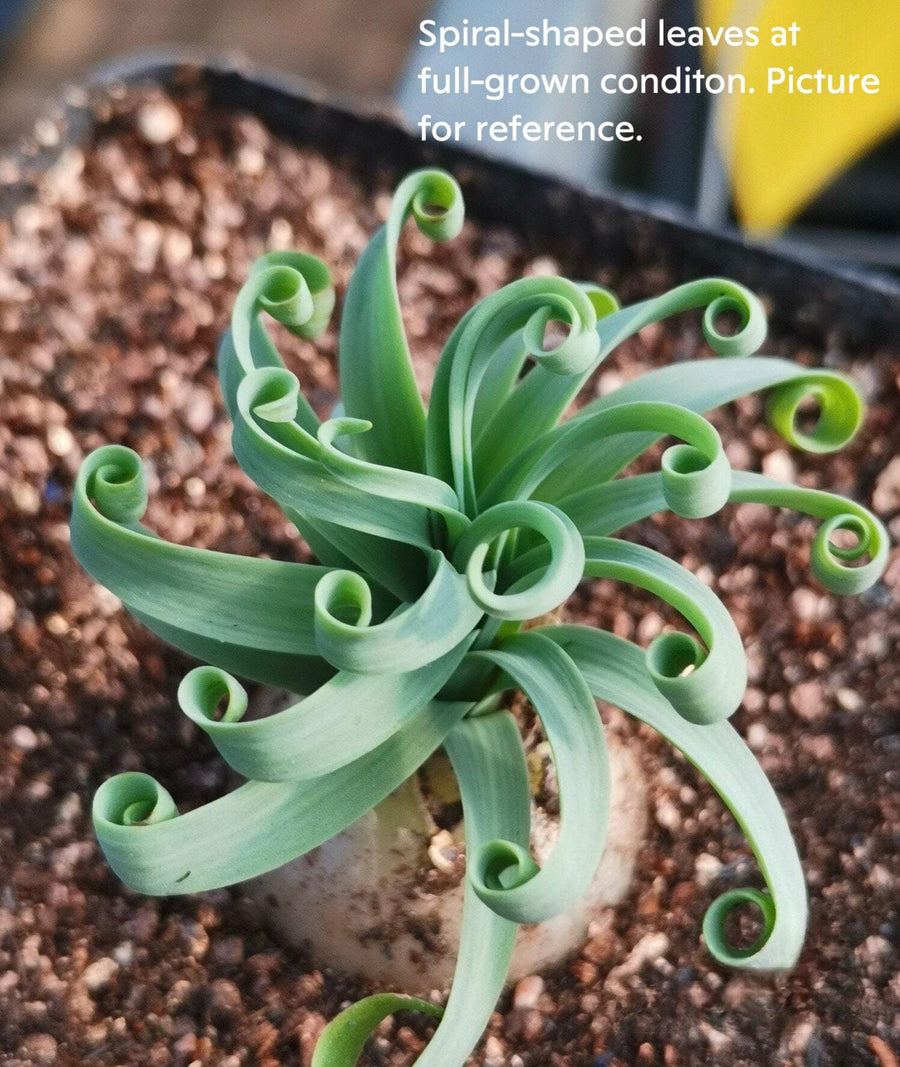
[72,169,889,1066]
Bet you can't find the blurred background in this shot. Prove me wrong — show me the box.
[0,0,897,270]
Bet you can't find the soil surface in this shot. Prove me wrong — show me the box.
[0,82,898,1067]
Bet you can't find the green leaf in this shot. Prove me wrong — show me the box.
[474,278,767,486]
[729,472,889,595]
[312,995,443,1067]
[71,445,333,672]
[510,537,747,725]
[128,607,333,693]
[176,636,473,781]
[481,400,731,520]
[537,358,863,502]
[313,711,528,1067]
[467,632,610,923]
[340,170,464,472]
[452,501,585,621]
[92,698,473,895]
[314,554,482,674]
[543,624,807,970]
[427,276,601,514]
[558,470,888,595]
[417,713,528,1064]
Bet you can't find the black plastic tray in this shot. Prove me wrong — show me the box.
[6,53,900,347]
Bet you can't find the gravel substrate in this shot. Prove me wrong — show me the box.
[0,81,898,1067]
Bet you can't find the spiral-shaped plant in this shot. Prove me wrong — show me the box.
[71,170,888,1065]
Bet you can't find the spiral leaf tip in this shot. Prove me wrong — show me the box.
[93,772,178,830]
[179,666,248,726]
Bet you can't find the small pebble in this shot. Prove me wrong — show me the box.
[790,587,828,622]
[582,918,618,966]
[82,956,119,993]
[137,99,183,144]
[785,1019,816,1055]
[484,1035,504,1064]
[183,389,215,435]
[8,725,39,751]
[857,935,892,962]
[746,721,769,749]
[11,481,40,514]
[236,143,266,176]
[172,1032,197,1060]
[789,680,826,721]
[46,425,75,458]
[522,1010,544,1041]
[427,829,459,874]
[694,852,722,887]
[512,975,544,1009]
[56,792,81,824]
[607,932,670,985]
[209,978,242,1020]
[184,476,206,500]
[872,455,900,515]
[836,687,864,712]
[655,798,681,832]
[163,228,193,268]
[699,1022,731,1054]
[0,590,15,632]
[113,941,134,967]
[21,1034,57,1065]
[762,449,796,482]
[869,1036,899,1067]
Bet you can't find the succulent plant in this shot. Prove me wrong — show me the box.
[71,169,888,1065]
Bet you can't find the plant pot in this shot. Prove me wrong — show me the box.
[2,54,897,1067]
[243,690,646,992]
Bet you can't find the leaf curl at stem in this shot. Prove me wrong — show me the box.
[317,418,470,548]
[92,698,473,896]
[427,276,604,514]
[467,284,618,454]
[232,368,437,593]
[340,169,464,473]
[542,624,807,970]
[220,254,425,582]
[481,400,731,520]
[557,470,888,595]
[464,633,610,924]
[452,500,585,621]
[177,632,473,781]
[218,327,401,581]
[537,358,863,502]
[70,445,334,683]
[508,536,747,724]
[313,554,482,674]
[474,278,766,487]
[230,250,336,375]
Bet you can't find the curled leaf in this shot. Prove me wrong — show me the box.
[544,624,806,970]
